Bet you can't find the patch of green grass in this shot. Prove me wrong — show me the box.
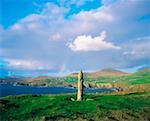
[64,77,77,83]
[1,92,150,121]
[128,77,150,85]
[94,76,120,83]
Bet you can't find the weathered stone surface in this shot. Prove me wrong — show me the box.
[77,70,84,101]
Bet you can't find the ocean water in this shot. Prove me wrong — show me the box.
[0,84,115,97]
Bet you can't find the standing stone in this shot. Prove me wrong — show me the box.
[77,70,84,101]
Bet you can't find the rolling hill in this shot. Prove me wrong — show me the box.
[1,68,149,89]
[87,68,129,78]
[68,68,129,78]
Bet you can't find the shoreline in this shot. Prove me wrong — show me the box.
[0,83,117,98]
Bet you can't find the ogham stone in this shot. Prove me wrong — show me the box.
[77,70,84,101]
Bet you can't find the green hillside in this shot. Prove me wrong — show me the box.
[1,69,150,121]
[1,92,150,121]
[125,68,150,85]
[13,68,149,91]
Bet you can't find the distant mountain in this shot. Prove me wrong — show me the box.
[28,76,49,81]
[67,73,78,77]
[88,68,129,78]
[101,68,124,72]
[0,68,130,85]
[68,68,129,78]
[138,67,150,72]
[134,67,150,76]
[0,76,31,84]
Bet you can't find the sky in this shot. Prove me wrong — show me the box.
[0,0,150,77]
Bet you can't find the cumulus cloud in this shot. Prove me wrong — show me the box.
[68,31,121,52]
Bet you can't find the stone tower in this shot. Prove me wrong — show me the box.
[77,70,84,101]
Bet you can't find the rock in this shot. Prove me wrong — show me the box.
[86,83,92,88]
[86,98,94,101]
[71,98,75,101]
[77,70,84,101]
[67,84,73,87]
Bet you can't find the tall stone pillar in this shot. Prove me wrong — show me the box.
[77,70,84,101]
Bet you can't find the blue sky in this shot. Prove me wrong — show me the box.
[0,0,150,77]
[1,0,101,28]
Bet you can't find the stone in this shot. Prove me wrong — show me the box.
[77,70,84,101]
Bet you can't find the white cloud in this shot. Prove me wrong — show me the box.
[11,24,23,31]
[59,0,95,7]
[1,0,150,74]
[73,7,114,22]
[68,31,121,52]
[50,33,62,41]
[123,37,150,60]
[5,59,51,70]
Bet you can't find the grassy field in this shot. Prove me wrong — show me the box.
[1,69,149,120]
[1,92,150,121]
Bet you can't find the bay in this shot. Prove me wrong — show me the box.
[0,84,116,97]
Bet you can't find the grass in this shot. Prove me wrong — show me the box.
[128,77,150,85]
[1,92,150,121]
[1,69,149,120]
